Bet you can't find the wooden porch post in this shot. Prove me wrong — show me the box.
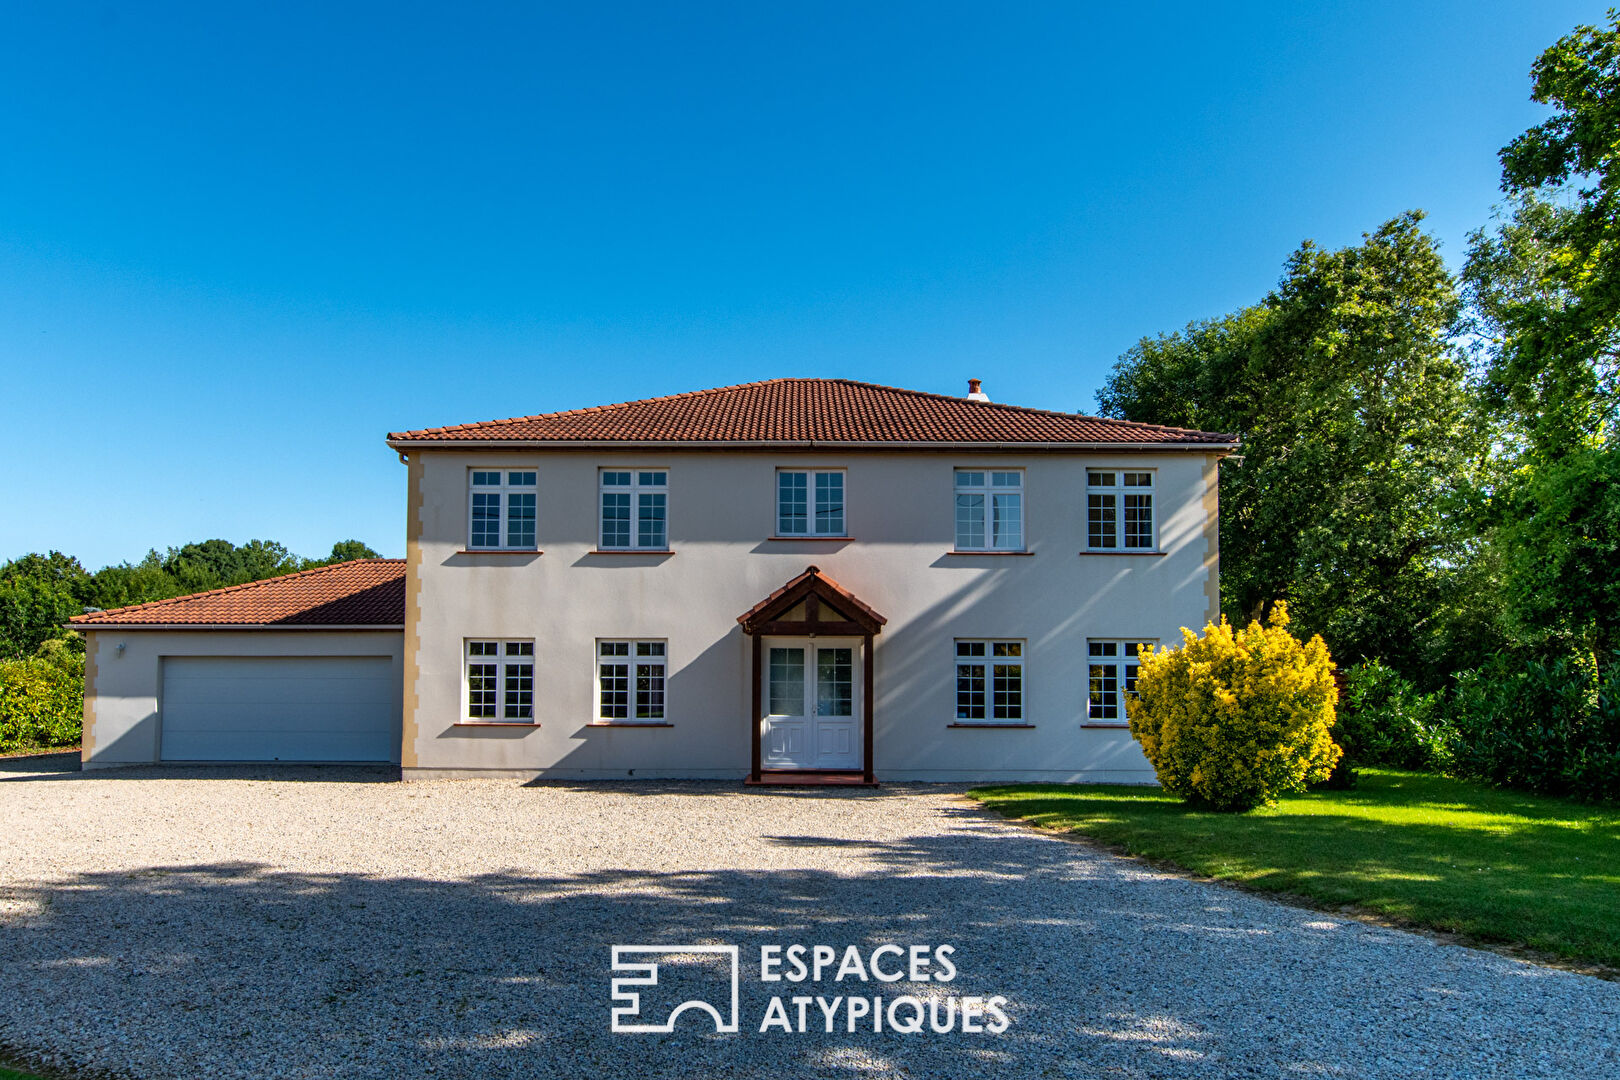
[862,632,875,784]
[750,631,763,783]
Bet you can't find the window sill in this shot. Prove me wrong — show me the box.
[1080,722,1131,729]
[452,721,541,728]
[587,549,674,556]
[767,535,852,542]
[457,549,542,556]
[948,722,1036,729]
[585,721,674,728]
[1078,550,1164,556]
[945,550,1034,557]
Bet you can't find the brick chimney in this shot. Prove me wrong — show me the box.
[966,378,989,402]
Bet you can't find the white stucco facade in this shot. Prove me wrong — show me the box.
[402,448,1222,782]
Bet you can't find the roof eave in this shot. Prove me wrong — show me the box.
[67,623,405,632]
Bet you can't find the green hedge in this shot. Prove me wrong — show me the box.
[1447,655,1620,803]
[1338,660,1453,771]
[0,658,83,752]
[1329,654,1620,802]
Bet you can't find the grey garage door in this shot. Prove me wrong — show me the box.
[160,656,399,762]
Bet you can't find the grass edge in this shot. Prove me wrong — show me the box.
[959,789,1620,983]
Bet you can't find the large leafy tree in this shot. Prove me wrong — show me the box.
[161,538,299,592]
[323,540,381,564]
[1099,213,1495,679]
[1462,14,1620,658]
[0,553,92,659]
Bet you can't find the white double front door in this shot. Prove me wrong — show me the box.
[761,637,862,770]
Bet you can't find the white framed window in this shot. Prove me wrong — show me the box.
[600,470,668,550]
[468,470,538,549]
[1087,639,1152,723]
[465,640,535,722]
[954,470,1024,551]
[597,640,667,722]
[776,469,846,536]
[1086,470,1155,550]
[955,640,1024,723]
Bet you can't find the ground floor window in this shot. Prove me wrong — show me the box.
[1087,640,1151,723]
[955,640,1023,722]
[598,640,667,722]
[466,640,534,721]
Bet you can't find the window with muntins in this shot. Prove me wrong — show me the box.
[600,470,668,550]
[768,647,804,714]
[598,640,667,722]
[465,640,534,722]
[1087,640,1151,722]
[955,640,1024,722]
[1086,471,1154,550]
[954,470,1024,551]
[777,470,846,536]
[468,470,538,549]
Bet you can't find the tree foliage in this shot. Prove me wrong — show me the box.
[1461,13,1620,658]
[1098,213,1495,680]
[326,539,381,563]
[0,553,90,659]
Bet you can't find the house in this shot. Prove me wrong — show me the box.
[72,378,1237,782]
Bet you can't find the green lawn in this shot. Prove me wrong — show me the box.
[969,769,1620,969]
[0,1067,44,1080]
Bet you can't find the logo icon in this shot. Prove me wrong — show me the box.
[610,945,741,1033]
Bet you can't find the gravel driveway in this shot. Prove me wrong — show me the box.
[2,754,1617,1079]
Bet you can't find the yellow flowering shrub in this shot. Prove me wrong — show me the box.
[1127,602,1340,811]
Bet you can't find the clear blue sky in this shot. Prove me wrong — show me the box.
[0,2,1604,568]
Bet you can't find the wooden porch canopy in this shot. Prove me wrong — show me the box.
[737,566,887,783]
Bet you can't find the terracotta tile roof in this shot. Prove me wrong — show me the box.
[388,378,1236,447]
[738,565,888,632]
[69,559,405,628]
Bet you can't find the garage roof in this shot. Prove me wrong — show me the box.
[68,559,405,629]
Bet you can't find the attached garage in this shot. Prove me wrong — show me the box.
[71,560,407,769]
[159,655,399,762]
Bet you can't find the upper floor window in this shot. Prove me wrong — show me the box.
[955,640,1024,723]
[598,639,667,722]
[777,470,846,536]
[469,470,537,550]
[600,470,668,550]
[954,470,1024,551]
[1087,471,1155,550]
[1087,639,1151,723]
[466,639,534,722]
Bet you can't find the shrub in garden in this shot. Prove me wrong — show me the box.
[1447,654,1620,802]
[1128,601,1341,810]
[0,657,84,752]
[1338,660,1454,771]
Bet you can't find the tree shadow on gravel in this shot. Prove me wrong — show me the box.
[3,822,1617,1080]
[522,778,910,800]
[0,761,400,784]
